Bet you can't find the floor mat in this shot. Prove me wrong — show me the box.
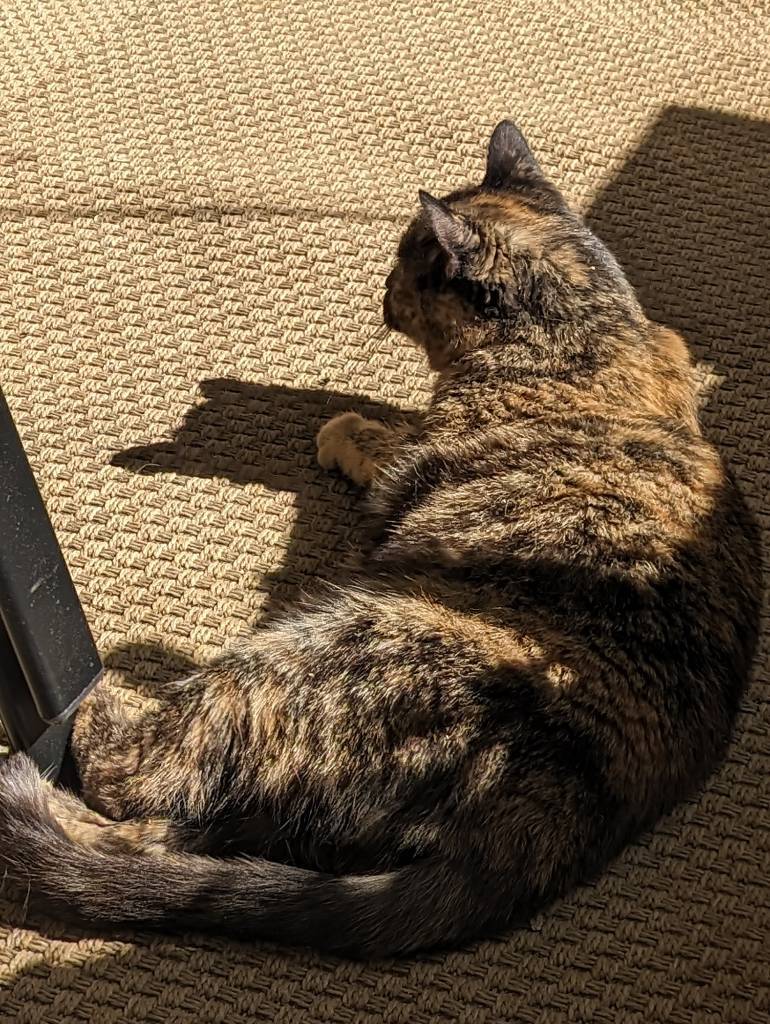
[1,2,768,1021]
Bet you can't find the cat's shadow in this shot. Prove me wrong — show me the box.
[108,105,770,689]
[108,379,421,682]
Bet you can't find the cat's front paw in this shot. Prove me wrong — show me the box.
[316,412,388,487]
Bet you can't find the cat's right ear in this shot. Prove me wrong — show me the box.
[418,190,481,276]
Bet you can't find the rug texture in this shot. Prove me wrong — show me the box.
[0,1,769,1021]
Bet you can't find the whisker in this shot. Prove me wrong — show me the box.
[370,322,392,343]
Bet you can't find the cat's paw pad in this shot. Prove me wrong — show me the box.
[316,412,385,487]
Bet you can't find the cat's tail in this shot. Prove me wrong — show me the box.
[0,754,499,957]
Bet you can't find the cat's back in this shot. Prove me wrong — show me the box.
[372,383,727,585]
[368,374,760,797]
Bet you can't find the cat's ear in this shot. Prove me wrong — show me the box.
[418,190,480,275]
[483,120,542,187]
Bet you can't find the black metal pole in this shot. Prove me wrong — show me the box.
[0,386,102,779]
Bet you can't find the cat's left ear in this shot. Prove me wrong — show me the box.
[418,190,481,276]
[483,120,543,188]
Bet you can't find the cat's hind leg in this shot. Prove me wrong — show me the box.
[13,662,277,867]
[70,669,250,829]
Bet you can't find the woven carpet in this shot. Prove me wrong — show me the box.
[1,1,769,1020]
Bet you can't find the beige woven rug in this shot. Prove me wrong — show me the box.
[1,1,769,1020]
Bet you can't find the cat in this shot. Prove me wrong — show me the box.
[0,121,760,958]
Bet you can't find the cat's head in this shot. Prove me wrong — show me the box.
[384,121,632,370]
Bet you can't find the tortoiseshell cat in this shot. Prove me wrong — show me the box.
[0,122,760,957]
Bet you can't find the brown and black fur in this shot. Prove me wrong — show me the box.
[0,122,760,957]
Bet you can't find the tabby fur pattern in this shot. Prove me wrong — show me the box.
[0,122,760,958]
